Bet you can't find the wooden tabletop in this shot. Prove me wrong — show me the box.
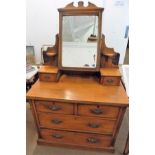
[27,74,128,106]
[38,65,58,73]
[100,68,121,77]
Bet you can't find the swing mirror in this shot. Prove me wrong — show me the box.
[58,1,103,71]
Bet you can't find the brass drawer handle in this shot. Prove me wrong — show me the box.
[106,79,113,83]
[90,108,103,115]
[48,105,61,111]
[88,123,100,128]
[52,133,63,139]
[51,119,63,124]
[87,137,98,144]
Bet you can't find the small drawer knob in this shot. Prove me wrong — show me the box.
[52,133,63,139]
[87,137,98,144]
[90,108,103,115]
[44,75,50,79]
[51,119,63,124]
[106,79,113,83]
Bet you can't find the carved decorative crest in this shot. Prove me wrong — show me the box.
[58,1,104,12]
[65,1,96,8]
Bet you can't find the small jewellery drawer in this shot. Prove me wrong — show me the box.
[40,129,112,148]
[39,73,57,82]
[101,76,120,86]
[35,101,74,115]
[38,113,116,134]
[78,104,119,119]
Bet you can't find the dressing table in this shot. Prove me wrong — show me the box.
[27,1,128,153]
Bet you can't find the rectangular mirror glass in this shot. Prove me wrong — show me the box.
[62,16,98,68]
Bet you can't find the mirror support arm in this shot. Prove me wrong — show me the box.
[42,34,59,66]
[100,34,120,68]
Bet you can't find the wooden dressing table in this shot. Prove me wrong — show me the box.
[27,1,128,153]
[27,72,128,152]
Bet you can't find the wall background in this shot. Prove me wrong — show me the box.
[26,0,128,64]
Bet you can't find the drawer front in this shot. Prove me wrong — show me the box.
[78,104,119,119]
[40,129,112,148]
[39,73,57,82]
[35,101,74,115]
[38,113,116,134]
[101,76,120,86]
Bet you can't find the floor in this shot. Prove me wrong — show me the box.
[26,48,129,155]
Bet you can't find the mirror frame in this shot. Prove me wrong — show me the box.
[58,1,104,72]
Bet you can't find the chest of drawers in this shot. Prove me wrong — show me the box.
[27,75,128,152]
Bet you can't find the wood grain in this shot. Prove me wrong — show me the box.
[38,66,60,82]
[100,76,121,86]
[27,74,128,106]
[35,100,74,115]
[39,73,57,82]
[38,113,116,134]
[40,129,112,149]
[100,68,121,76]
[39,66,58,73]
[78,104,120,118]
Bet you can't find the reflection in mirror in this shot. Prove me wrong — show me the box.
[62,16,98,68]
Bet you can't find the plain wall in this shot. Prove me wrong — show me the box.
[26,0,128,64]
[103,0,129,64]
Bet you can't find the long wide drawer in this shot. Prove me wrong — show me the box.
[35,100,74,115]
[78,104,119,119]
[38,113,116,134]
[40,129,112,148]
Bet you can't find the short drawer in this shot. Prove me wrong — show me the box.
[35,101,74,115]
[40,129,112,148]
[101,76,120,86]
[38,113,116,134]
[39,73,57,82]
[78,104,119,119]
